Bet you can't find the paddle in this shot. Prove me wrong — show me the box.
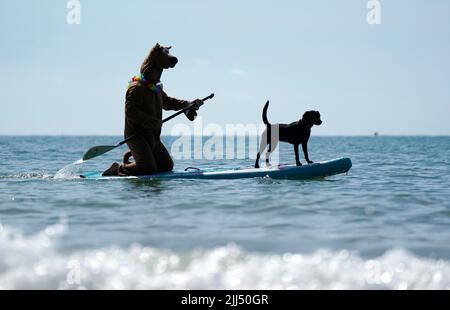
[82,93,214,161]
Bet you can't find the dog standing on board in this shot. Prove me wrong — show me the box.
[255,101,322,168]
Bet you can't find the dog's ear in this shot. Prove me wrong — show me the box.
[302,111,316,122]
[153,43,164,52]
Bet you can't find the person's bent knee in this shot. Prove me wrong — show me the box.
[157,159,173,172]
[141,164,157,175]
[156,151,174,172]
[153,142,174,172]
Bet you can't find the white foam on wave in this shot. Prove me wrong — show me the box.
[0,223,449,289]
[0,172,54,180]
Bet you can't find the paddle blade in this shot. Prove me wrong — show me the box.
[82,145,117,161]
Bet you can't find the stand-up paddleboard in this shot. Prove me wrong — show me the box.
[80,158,351,180]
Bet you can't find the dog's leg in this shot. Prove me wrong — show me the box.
[255,152,261,168]
[302,143,313,164]
[265,125,271,166]
[294,144,302,166]
[255,129,268,168]
[265,143,271,166]
[265,132,278,167]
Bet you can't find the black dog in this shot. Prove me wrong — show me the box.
[255,101,322,168]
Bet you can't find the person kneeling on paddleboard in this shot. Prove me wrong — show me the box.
[102,43,203,176]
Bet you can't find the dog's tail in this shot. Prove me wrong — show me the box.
[262,100,270,125]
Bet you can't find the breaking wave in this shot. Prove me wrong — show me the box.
[0,223,449,289]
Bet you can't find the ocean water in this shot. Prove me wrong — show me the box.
[0,136,449,289]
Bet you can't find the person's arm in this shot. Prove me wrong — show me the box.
[125,84,162,129]
[161,90,189,111]
[161,90,204,121]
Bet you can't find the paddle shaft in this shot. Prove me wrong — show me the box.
[118,93,214,146]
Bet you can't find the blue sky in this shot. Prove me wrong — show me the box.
[1,0,449,135]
